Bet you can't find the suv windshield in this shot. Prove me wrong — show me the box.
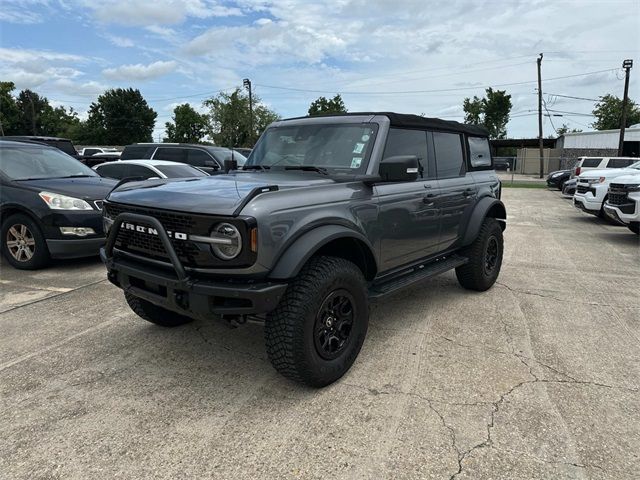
[247,123,378,173]
[0,146,97,180]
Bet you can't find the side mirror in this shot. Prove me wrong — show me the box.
[204,160,218,169]
[378,155,420,182]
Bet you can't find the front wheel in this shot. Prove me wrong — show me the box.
[1,213,50,270]
[456,217,504,291]
[265,256,369,387]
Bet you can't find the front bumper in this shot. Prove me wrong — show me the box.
[47,237,105,259]
[101,212,286,318]
[603,201,639,225]
[573,195,601,215]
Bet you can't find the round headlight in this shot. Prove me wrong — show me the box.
[210,223,242,260]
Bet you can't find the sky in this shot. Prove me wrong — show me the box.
[1,0,639,141]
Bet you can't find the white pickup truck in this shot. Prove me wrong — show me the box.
[604,174,640,234]
[573,160,640,219]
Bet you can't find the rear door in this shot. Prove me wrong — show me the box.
[433,131,476,248]
[376,128,441,271]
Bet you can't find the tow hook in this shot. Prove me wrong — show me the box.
[222,314,247,328]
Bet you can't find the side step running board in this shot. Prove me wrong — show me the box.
[369,255,468,299]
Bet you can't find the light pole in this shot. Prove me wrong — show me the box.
[243,78,253,146]
[618,59,633,156]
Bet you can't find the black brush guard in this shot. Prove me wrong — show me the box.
[100,212,286,317]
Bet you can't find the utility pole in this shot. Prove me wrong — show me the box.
[618,59,633,156]
[243,78,253,146]
[537,53,544,178]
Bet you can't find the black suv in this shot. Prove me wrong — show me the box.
[101,113,506,386]
[0,140,116,269]
[120,143,247,174]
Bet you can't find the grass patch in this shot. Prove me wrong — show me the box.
[501,182,548,189]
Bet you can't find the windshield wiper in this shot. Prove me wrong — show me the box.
[242,165,270,171]
[284,166,329,175]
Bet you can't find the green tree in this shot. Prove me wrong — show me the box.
[83,88,157,144]
[463,88,512,139]
[164,103,208,143]
[592,94,640,130]
[0,82,20,135]
[556,124,582,135]
[308,94,347,116]
[203,88,279,147]
[16,89,51,135]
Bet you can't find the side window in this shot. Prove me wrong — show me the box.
[382,128,428,177]
[96,164,128,180]
[607,158,634,168]
[84,148,100,156]
[581,158,602,168]
[127,165,156,179]
[434,132,464,178]
[154,148,186,163]
[120,146,153,160]
[468,136,492,168]
[187,149,217,168]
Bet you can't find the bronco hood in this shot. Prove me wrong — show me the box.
[105,171,336,216]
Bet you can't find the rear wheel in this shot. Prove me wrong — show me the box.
[124,291,194,327]
[1,213,50,270]
[264,256,369,387]
[629,222,640,235]
[456,217,503,292]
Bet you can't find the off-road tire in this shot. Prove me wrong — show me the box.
[124,291,194,327]
[265,256,369,387]
[1,213,50,270]
[629,222,640,235]
[456,217,503,292]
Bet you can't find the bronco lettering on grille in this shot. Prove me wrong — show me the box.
[121,222,188,240]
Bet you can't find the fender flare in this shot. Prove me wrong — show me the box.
[460,197,507,247]
[269,224,376,280]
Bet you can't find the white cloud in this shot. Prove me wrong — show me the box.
[102,60,178,80]
[105,34,135,48]
[0,0,50,24]
[82,0,242,26]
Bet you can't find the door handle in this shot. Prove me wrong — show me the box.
[423,193,437,206]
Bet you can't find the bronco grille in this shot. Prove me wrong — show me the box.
[103,203,254,269]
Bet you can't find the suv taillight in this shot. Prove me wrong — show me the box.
[575,166,581,176]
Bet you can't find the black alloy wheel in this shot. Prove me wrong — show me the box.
[314,290,355,360]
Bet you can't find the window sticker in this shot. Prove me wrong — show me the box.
[351,157,362,168]
[353,143,365,154]
[361,134,370,142]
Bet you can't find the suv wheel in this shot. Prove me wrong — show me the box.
[1,214,50,270]
[265,256,369,387]
[456,217,503,292]
[124,291,194,327]
[629,222,640,235]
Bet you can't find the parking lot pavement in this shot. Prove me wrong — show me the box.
[1,188,638,479]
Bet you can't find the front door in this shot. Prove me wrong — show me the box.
[376,128,441,271]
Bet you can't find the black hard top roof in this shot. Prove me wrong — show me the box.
[2,135,73,142]
[284,112,489,137]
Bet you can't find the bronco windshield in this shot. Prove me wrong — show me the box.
[246,123,378,173]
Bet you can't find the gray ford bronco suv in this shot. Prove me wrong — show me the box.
[101,113,506,387]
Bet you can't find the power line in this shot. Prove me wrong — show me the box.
[545,93,600,102]
[254,67,620,96]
